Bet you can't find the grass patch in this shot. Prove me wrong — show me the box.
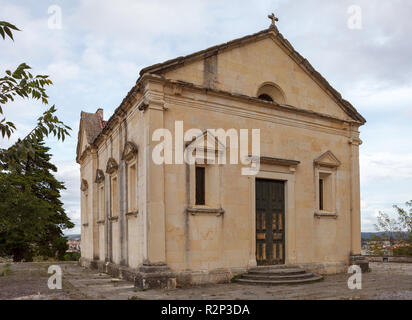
[0,263,12,277]
[128,296,144,300]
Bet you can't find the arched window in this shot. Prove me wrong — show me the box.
[257,82,286,104]
[258,94,274,102]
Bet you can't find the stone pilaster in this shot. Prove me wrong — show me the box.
[142,78,167,265]
[104,170,110,262]
[106,138,113,262]
[349,131,362,256]
[117,120,127,266]
[91,149,99,260]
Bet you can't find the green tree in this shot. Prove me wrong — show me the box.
[0,21,71,169]
[373,201,412,257]
[0,141,74,261]
[393,201,412,236]
[374,211,401,245]
[375,201,412,241]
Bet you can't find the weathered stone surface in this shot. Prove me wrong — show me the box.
[350,255,370,273]
[1,262,411,300]
[364,255,412,264]
[135,264,176,291]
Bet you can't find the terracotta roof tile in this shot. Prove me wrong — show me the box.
[80,111,102,144]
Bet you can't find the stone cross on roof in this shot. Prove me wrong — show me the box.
[268,13,279,27]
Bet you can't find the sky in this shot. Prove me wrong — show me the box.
[1,0,411,234]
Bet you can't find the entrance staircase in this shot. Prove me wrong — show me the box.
[235,265,323,285]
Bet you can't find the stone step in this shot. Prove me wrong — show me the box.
[235,275,324,286]
[248,268,306,276]
[242,272,315,281]
[250,265,299,271]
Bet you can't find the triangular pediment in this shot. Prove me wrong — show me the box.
[95,169,105,183]
[185,130,226,164]
[186,130,225,153]
[80,128,89,152]
[122,141,138,161]
[314,151,341,168]
[106,158,118,174]
[76,126,88,163]
[76,111,103,163]
[80,179,88,192]
[140,27,365,124]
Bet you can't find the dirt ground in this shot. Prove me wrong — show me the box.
[0,262,411,300]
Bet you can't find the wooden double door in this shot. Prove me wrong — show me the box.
[256,179,286,265]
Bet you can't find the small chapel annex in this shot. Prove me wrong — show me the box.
[77,15,366,289]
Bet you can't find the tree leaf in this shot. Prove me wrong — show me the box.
[3,27,13,41]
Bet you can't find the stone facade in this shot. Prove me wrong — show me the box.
[76,24,366,288]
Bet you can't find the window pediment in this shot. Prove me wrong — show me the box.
[106,158,118,174]
[314,151,341,168]
[80,179,88,192]
[95,169,105,183]
[185,130,225,164]
[122,141,138,162]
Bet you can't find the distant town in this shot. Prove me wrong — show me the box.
[65,232,411,257]
[66,234,81,253]
[361,232,411,257]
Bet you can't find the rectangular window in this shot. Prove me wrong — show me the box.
[83,193,89,225]
[195,166,205,205]
[318,172,333,212]
[128,163,137,211]
[111,176,118,217]
[99,185,105,220]
[319,179,324,211]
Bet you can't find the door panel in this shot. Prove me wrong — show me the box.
[256,179,285,265]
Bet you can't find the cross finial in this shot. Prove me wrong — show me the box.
[268,13,278,27]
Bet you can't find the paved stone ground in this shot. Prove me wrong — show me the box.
[0,262,410,300]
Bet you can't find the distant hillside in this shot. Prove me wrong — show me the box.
[66,233,405,241]
[362,232,409,241]
[65,234,81,240]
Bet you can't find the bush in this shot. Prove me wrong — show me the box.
[393,246,412,256]
[63,252,80,261]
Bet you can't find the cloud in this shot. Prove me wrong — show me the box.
[54,160,80,234]
[361,152,412,183]
[46,60,80,83]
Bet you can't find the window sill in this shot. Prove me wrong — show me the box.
[186,206,225,217]
[314,211,338,219]
[126,211,138,218]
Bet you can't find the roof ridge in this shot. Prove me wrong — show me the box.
[139,27,276,76]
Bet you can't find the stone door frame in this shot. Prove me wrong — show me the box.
[255,178,286,265]
[248,167,297,268]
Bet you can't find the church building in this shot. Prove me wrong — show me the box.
[77,16,366,289]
